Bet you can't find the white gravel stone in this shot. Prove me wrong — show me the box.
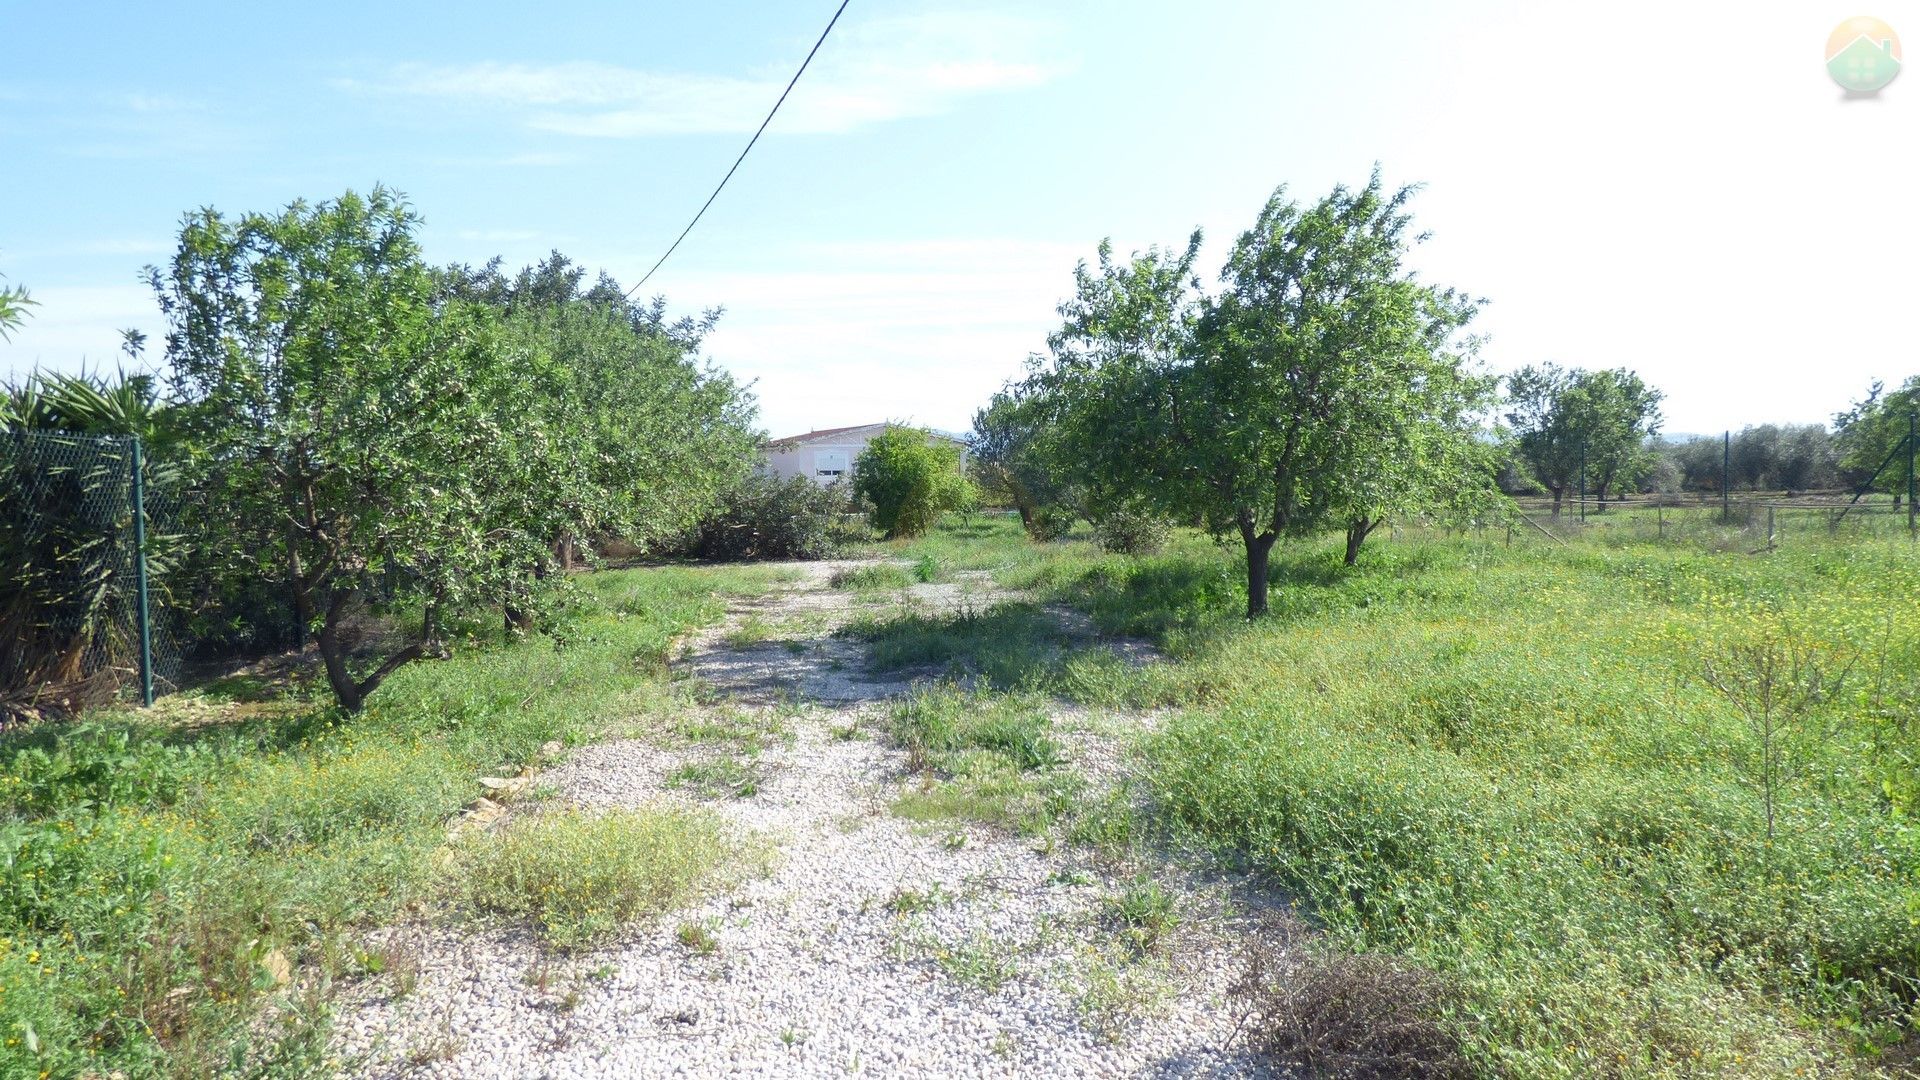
[330,561,1285,1078]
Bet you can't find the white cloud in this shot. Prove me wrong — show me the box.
[340,11,1066,137]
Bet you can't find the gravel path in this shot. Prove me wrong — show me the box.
[331,562,1280,1078]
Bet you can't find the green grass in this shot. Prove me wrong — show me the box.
[884,882,953,915]
[1103,875,1180,956]
[888,686,1061,772]
[923,932,1020,991]
[1045,533,1920,1077]
[857,511,1109,585]
[0,563,776,1078]
[447,807,743,949]
[871,513,1920,1075]
[847,602,1059,687]
[722,614,777,647]
[669,708,789,755]
[666,757,761,799]
[886,687,1085,835]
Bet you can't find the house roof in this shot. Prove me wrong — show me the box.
[764,423,968,449]
[764,423,886,449]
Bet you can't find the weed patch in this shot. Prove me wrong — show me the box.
[447,807,743,949]
[667,757,761,800]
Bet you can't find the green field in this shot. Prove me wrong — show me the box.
[886,514,1920,1076]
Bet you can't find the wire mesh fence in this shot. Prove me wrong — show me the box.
[1386,492,1920,552]
[2,427,182,718]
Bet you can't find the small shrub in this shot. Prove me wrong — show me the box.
[851,426,972,539]
[679,474,849,561]
[1230,918,1470,1080]
[1092,507,1172,555]
[1025,505,1077,542]
[447,807,741,949]
[675,920,719,956]
[912,554,943,583]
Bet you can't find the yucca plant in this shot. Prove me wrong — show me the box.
[0,273,34,342]
[1,371,181,720]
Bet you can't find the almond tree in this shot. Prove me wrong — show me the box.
[1026,171,1493,616]
[152,189,534,711]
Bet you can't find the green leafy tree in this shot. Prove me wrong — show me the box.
[852,425,971,538]
[1506,364,1664,512]
[150,188,531,711]
[1833,377,1920,501]
[444,253,758,596]
[1706,424,1839,492]
[969,386,1080,537]
[1024,171,1490,615]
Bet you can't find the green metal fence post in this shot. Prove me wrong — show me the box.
[1579,443,1587,523]
[1721,431,1731,522]
[1908,411,1916,540]
[130,436,155,707]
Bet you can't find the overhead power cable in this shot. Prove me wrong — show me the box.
[625,0,852,297]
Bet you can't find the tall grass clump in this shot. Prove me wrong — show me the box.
[446,807,744,949]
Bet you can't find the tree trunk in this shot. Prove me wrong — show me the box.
[287,545,311,651]
[1549,487,1564,517]
[504,601,533,635]
[317,604,365,713]
[317,590,424,713]
[1343,516,1381,567]
[1240,522,1277,619]
[504,555,550,635]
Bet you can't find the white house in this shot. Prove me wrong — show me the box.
[759,423,968,487]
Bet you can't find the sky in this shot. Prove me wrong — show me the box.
[3,0,1916,440]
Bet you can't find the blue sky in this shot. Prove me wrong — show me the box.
[4,0,1916,439]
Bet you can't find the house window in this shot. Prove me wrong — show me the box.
[812,449,850,480]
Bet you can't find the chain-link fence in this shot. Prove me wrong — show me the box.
[2,428,182,719]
